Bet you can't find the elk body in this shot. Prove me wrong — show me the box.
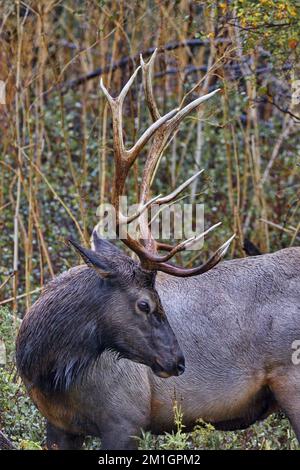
[16,50,300,449]
[17,244,300,449]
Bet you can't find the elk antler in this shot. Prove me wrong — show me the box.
[98,49,235,276]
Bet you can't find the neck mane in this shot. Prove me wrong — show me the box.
[17,266,110,393]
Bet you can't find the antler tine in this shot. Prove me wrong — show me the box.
[100,76,125,171]
[118,194,162,225]
[119,221,225,267]
[167,88,221,134]
[100,67,142,173]
[140,48,161,121]
[139,85,220,208]
[118,66,141,105]
[130,107,178,163]
[100,62,176,219]
[152,234,236,277]
[144,222,222,264]
[156,169,204,205]
[100,70,179,167]
[100,67,141,106]
[99,77,115,106]
[179,222,222,251]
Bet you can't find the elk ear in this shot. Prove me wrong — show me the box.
[91,230,125,258]
[68,238,112,278]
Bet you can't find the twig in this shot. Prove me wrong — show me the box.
[227,20,296,33]
[261,115,295,185]
[0,272,15,292]
[253,97,300,122]
[0,287,43,306]
[260,218,300,241]
[21,150,85,240]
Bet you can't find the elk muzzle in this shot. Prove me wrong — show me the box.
[151,351,185,378]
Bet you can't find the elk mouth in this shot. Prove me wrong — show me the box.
[151,357,185,378]
[115,350,185,378]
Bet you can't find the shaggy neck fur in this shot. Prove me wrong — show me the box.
[17,266,115,393]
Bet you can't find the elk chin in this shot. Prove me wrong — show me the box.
[111,342,185,378]
[115,351,174,377]
[151,358,183,379]
[153,368,174,379]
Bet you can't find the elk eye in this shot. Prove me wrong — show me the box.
[137,300,151,314]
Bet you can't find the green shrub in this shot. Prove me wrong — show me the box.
[0,308,44,449]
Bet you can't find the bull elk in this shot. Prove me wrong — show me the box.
[16,50,300,450]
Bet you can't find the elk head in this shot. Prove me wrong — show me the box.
[69,234,185,378]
